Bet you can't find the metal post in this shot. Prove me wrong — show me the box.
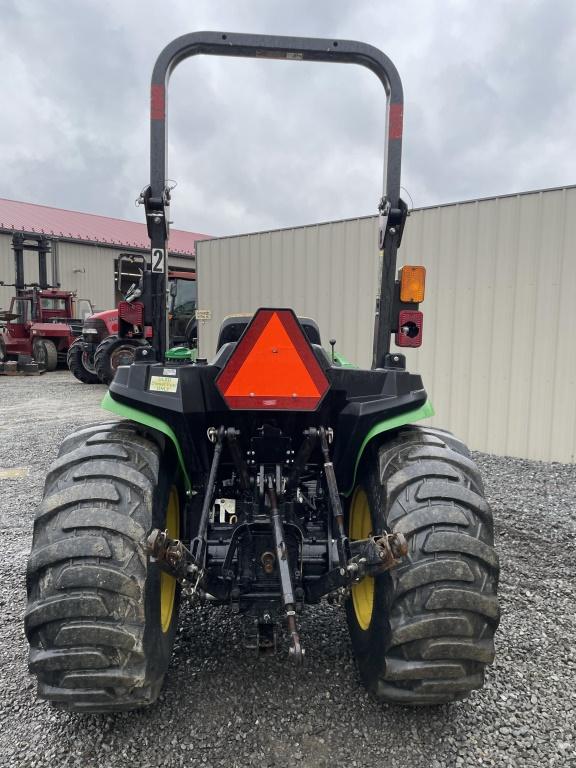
[38,238,50,290]
[12,235,24,292]
[51,240,60,288]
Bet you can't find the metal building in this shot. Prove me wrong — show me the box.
[196,185,576,464]
[0,198,210,312]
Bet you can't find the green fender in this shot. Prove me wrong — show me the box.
[101,391,192,494]
[331,352,358,368]
[341,399,435,497]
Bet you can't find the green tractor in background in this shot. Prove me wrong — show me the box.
[25,32,499,712]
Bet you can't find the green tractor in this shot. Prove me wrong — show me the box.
[25,32,499,712]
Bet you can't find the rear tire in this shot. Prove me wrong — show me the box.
[67,339,100,384]
[25,421,181,712]
[346,426,499,705]
[0,337,6,363]
[94,336,148,385]
[33,339,58,371]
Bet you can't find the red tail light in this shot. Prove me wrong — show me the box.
[395,309,423,348]
[216,308,329,410]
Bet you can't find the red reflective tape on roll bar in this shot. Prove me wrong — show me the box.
[389,103,403,139]
[151,85,165,120]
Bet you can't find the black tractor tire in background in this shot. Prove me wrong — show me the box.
[33,338,58,371]
[25,421,181,712]
[346,426,500,705]
[67,339,100,384]
[94,335,149,385]
[184,317,198,349]
[0,337,6,364]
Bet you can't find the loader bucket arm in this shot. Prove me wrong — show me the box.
[145,31,405,367]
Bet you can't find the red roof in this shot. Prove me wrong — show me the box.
[0,198,211,256]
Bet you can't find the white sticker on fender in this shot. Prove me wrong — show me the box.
[149,376,179,393]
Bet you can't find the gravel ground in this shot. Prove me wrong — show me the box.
[0,371,575,768]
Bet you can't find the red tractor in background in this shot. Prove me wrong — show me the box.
[0,288,92,370]
[68,253,196,384]
[0,234,93,371]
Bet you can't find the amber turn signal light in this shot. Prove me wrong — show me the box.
[400,265,426,303]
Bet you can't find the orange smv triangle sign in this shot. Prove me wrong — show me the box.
[216,309,329,411]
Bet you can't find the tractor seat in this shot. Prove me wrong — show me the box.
[216,314,322,351]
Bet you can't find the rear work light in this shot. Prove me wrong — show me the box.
[396,309,423,348]
[399,265,426,303]
[215,308,329,410]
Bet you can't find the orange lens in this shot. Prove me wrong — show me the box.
[400,265,426,303]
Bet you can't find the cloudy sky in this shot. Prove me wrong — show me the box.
[0,0,574,237]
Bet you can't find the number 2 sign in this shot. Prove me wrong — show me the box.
[151,248,166,273]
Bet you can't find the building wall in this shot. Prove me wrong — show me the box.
[196,217,380,369]
[196,185,576,463]
[399,186,576,464]
[0,234,194,312]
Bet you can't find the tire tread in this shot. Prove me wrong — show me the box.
[349,425,500,705]
[25,421,167,712]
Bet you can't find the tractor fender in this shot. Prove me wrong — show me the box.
[101,391,191,493]
[102,394,433,500]
[341,399,435,497]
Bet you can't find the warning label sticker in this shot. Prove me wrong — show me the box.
[149,376,179,393]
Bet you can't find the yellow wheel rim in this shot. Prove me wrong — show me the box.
[160,486,179,633]
[349,487,374,631]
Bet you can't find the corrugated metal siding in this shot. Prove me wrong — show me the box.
[197,186,576,463]
[0,235,44,309]
[0,238,127,312]
[56,241,117,311]
[0,234,20,309]
[196,217,380,367]
[398,187,576,463]
[0,234,195,313]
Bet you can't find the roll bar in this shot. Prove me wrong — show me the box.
[143,31,406,367]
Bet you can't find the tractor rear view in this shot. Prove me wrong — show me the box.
[25,32,499,712]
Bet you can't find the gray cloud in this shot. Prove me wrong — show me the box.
[0,0,574,237]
